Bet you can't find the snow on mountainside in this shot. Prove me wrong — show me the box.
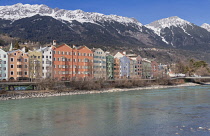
[201,23,210,32]
[145,16,193,44]
[0,3,142,27]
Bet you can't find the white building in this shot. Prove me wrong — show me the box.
[0,49,8,80]
[38,46,54,78]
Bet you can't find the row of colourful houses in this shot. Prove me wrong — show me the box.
[0,42,162,81]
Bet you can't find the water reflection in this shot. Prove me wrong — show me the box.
[0,86,210,136]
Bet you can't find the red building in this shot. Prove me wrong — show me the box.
[53,44,93,80]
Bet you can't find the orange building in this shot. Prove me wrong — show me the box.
[53,44,93,80]
[114,58,120,79]
[7,50,29,81]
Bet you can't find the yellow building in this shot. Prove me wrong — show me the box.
[28,50,42,80]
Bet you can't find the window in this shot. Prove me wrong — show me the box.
[53,51,56,54]
[25,65,27,68]
[25,59,27,62]
[3,55,6,58]
[11,65,14,68]
[3,61,6,64]
[17,59,21,62]
[17,72,22,75]
[38,56,40,59]
[46,61,51,64]
[14,53,16,56]
[11,71,14,75]
[24,72,27,75]
[17,65,22,68]
[57,58,60,61]
[11,58,14,62]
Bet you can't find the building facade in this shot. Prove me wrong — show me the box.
[129,59,136,79]
[114,58,120,79]
[7,50,29,81]
[38,46,54,79]
[135,55,143,79]
[106,54,114,80]
[74,46,93,79]
[120,56,130,78]
[151,61,159,78]
[142,59,152,79]
[0,49,8,80]
[28,50,42,80]
[53,44,93,80]
[92,48,106,79]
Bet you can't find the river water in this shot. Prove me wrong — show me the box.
[1,86,210,136]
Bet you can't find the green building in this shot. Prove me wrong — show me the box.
[142,59,152,79]
[106,54,114,80]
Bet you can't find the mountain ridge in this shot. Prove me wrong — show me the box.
[0,3,210,52]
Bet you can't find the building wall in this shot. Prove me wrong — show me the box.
[129,59,136,79]
[39,46,54,79]
[142,60,152,79]
[53,45,93,80]
[114,58,120,79]
[53,44,73,80]
[93,48,106,79]
[151,61,159,78]
[28,50,42,80]
[120,56,130,78]
[8,50,29,80]
[136,55,142,79]
[0,49,8,80]
[106,54,114,79]
[74,46,93,79]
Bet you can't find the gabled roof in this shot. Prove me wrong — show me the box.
[7,49,22,54]
[54,44,72,50]
[77,45,92,52]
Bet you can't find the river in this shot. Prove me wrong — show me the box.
[1,85,210,136]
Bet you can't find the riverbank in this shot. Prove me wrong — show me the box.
[0,82,200,101]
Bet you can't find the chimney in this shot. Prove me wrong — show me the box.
[53,40,56,46]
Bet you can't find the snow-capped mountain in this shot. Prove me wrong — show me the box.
[0,3,142,27]
[0,3,210,51]
[146,16,193,44]
[201,23,210,32]
[0,3,166,47]
[146,16,210,49]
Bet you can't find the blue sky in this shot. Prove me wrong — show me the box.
[0,0,209,25]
